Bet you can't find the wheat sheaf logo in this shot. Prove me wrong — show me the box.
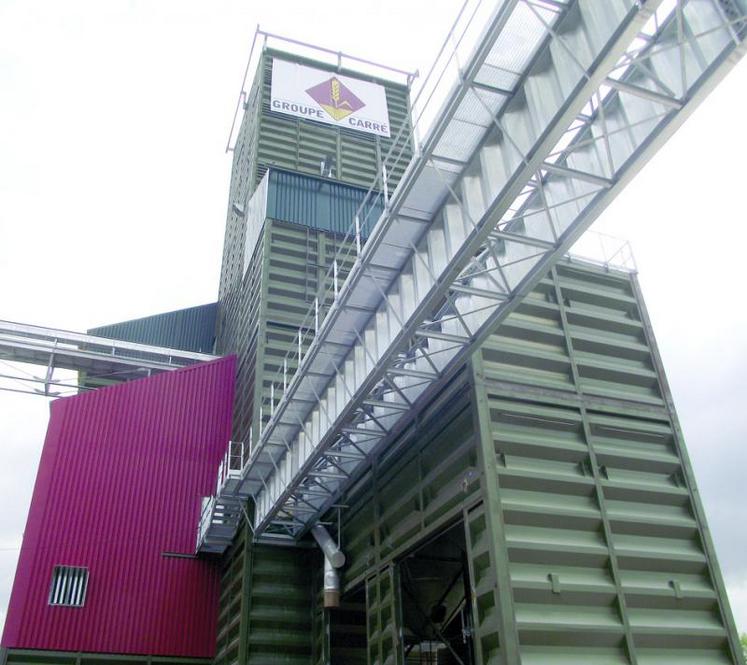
[305,76,365,122]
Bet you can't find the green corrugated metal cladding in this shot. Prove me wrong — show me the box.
[215,261,743,665]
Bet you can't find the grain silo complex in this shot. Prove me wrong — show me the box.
[2,2,746,664]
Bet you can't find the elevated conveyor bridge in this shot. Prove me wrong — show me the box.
[0,319,217,397]
[193,0,747,550]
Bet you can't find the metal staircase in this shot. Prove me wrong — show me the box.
[197,442,251,553]
[197,0,747,550]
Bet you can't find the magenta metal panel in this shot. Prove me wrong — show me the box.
[1,356,236,658]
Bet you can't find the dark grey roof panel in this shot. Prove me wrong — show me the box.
[88,303,218,354]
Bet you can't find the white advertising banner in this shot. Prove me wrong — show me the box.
[270,59,391,138]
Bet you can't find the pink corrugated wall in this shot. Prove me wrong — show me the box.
[1,356,236,658]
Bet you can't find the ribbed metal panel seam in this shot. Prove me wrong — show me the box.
[266,169,383,237]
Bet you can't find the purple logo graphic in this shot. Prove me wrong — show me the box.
[306,76,365,121]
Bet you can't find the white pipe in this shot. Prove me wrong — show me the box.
[310,524,346,568]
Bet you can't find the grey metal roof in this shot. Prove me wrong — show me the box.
[89,303,218,355]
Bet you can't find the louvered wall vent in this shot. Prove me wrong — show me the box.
[48,565,88,607]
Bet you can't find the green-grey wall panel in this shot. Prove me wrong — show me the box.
[465,262,743,665]
[365,566,404,665]
[325,261,742,665]
[334,379,476,589]
[243,545,313,665]
[214,525,249,665]
[89,303,217,354]
[218,219,358,449]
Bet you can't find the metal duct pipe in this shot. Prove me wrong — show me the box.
[311,524,344,609]
[310,524,346,568]
[323,555,340,608]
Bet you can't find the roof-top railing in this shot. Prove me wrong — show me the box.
[226,27,420,153]
[568,230,637,273]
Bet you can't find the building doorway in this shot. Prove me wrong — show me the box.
[399,522,475,665]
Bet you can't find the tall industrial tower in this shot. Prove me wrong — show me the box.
[2,2,747,665]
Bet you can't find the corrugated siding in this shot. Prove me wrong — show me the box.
[88,302,218,354]
[214,525,250,665]
[479,263,662,405]
[468,393,736,664]
[1,357,236,658]
[267,169,383,237]
[213,531,315,665]
[466,263,740,665]
[243,545,313,665]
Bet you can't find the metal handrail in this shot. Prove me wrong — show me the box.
[567,230,637,273]
[226,27,419,153]
[215,440,245,494]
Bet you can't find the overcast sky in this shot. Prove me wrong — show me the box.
[1,0,745,638]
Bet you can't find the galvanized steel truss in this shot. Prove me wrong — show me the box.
[197,0,747,550]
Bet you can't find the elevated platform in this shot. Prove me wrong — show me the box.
[197,442,251,553]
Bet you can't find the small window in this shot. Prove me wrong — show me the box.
[48,565,88,607]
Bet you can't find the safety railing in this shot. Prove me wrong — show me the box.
[196,440,249,553]
[568,230,637,273]
[215,440,246,496]
[197,496,216,550]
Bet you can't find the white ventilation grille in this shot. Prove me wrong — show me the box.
[48,565,88,607]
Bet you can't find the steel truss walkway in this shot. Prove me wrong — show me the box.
[0,319,217,396]
[198,0,747,550]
